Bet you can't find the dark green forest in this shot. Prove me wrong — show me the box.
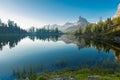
[28,26,61,35]
[0,19,27,35]
[0,19,61,35]
[75,17,120,36]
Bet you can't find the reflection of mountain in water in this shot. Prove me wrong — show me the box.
[0,35,120,63]
[59,35,120,63]
[58,35,84,50]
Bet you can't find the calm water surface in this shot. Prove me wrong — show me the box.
[0,35,119,79]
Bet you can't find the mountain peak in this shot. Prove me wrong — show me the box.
[118,3,120,8]
[113,3,120,18]
[78,16,82,21]
[61,16,88,32]
[77,16,88,23]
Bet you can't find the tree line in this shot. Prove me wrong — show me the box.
[75,17,120,35]
[0,19,62,35]
[28,26,61,35]
[0,19,27,35]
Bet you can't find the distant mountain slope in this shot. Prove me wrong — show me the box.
[61,16,89,32]
[43,16,88,33]
[113,4,120,18]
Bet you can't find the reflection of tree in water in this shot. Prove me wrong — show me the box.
[55,59,67,68]
[0,35,60,50]
[112,49,120,63]
[75,36,120,63]
[0,34,120,62]
[29,35,60,42]
[0,35,26,50]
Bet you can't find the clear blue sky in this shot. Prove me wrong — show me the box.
[0,0,119,28]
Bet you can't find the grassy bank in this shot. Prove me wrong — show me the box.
[35,68,120,80]
[14,65,120,80]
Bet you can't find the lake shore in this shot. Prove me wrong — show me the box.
[15,64,120,80]
[35,68,120,80]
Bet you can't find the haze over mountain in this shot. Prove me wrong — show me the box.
[45,16,89,32]
[0,0,119,29]
[61,16,89,32]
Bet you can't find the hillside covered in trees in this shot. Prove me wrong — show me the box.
[0,19,27,35]
[0,19,62,36]
[74,17,120,42]
[28,26,62,35]
[74,4,120,43]
[75,17,120,35]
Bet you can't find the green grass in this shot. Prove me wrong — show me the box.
[14,67,120,80]
[35,68,120,80]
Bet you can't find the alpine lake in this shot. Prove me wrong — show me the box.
[0,35,120,80]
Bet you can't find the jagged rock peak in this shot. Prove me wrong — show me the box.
[77,16,88,23]
[114,3,120,18]
[118,4,120,10]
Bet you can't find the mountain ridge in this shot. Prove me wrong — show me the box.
[61,16,89,32]
[113,4,120,18]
